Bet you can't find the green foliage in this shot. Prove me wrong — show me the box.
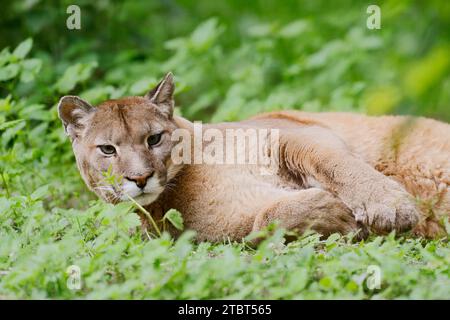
[163,209,184,231]
[55,61,98,94]
[0,38,41,84]
[0,0,449,299]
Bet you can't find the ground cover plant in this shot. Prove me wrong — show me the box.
[0,0,449,299]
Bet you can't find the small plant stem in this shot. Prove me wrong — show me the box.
[0,172,10,197]
[75,217,94,257]
[125,194,161,237]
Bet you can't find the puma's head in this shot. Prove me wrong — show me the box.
[58,72,183,205]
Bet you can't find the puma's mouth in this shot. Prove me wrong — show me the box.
[114,174,165,206]
[96,169,177,206]
[132,191,162,206]
[119,185,165,206]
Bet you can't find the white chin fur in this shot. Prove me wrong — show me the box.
[119,176,164,206]
[132,192,161,206]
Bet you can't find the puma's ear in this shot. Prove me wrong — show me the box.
[145,72,175,118]
[57,95,94,139]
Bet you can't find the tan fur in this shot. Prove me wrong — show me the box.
[58,74,450,241]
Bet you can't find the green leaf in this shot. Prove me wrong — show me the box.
[0,48,11,67]
[189,18,223,51]
[129,78,156,96]
[20,58,42,83]
[19,104,51,121]
[319,277,332,288]
[12,38,33,59]
[326,233,341,245]
[31,185,50,200]
[247,22,275,38]
[80,85,115,104]
[163,209,184,231]
[0,120,26,148]
[279,20,309,38]
[122,213,141,229]
[0,64,20,81]
[0,119,25,131]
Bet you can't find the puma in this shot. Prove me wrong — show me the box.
[58,73,450,241]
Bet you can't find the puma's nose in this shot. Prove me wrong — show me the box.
[127,172,154,189]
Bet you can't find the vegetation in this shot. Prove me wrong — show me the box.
[0,0,449,299]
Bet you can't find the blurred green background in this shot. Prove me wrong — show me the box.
[1,0,449,123]
[0,0,450,299]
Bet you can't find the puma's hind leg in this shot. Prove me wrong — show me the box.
[252,188,368,241]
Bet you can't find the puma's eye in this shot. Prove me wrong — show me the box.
[147,133,162,147]
[98,145,116,155]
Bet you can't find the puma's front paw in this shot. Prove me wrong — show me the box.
[351,179,420,233]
